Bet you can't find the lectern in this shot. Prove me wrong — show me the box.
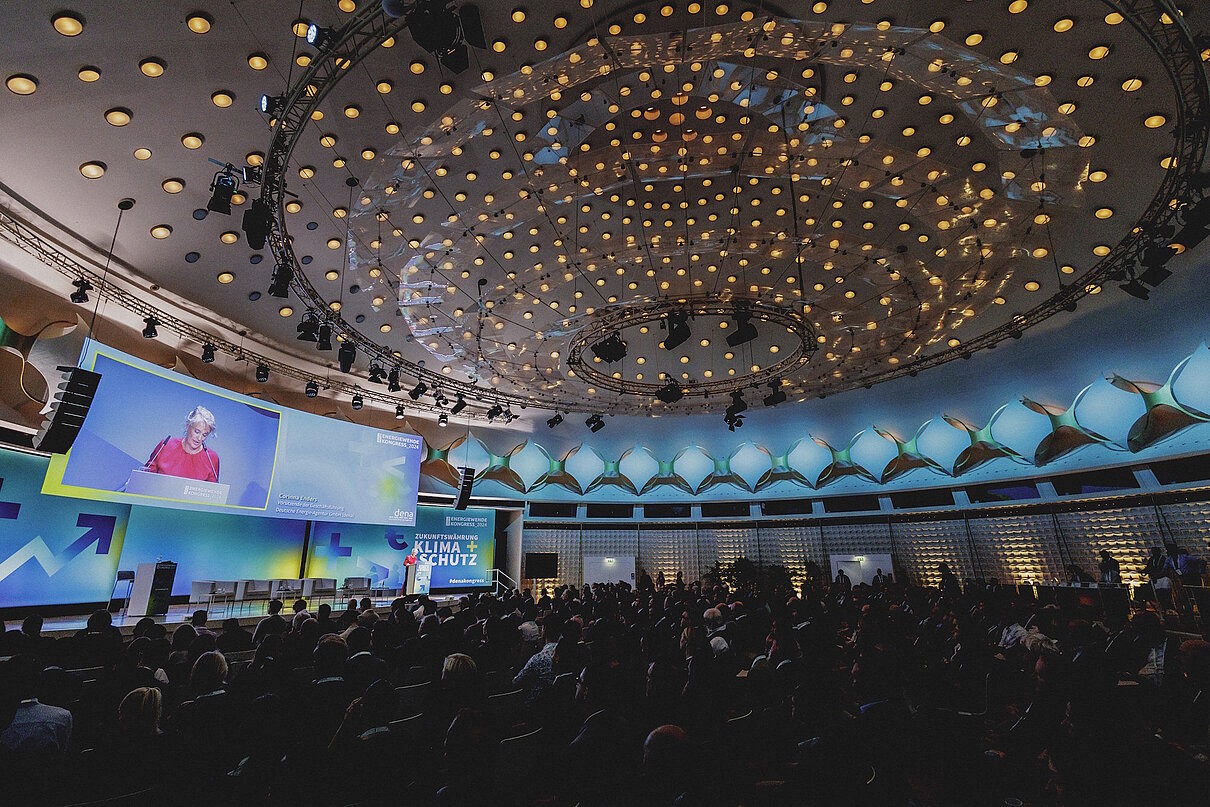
[128,561,176,617]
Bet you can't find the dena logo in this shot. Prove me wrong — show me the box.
[391,509,415,521]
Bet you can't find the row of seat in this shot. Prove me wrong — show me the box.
[182,577,386,615]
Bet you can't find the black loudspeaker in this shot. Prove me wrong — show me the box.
[34,365,102,454]
[454,465,475,510]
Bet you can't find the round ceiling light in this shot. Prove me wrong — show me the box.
[78,161,106,179]
[53,12,84,36]
[186,13,212,34]
[211,91,233,108]
[248,53,268,70]
[217,272,235,284]
[5,74,37,95]
[105,107,132,126]
[181,133,204,149]
[150,225,173,239]
[77,66,101,82]
[139,58,165,77]
[1144,114,1167,128]
[161,178,184,194]
[220,231,239,244]
[133,147,152,160]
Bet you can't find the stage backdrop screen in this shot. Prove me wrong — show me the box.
[42,345,423,526]
[308,506,495,592]
[0,447,130,608]
[119,506,307,597]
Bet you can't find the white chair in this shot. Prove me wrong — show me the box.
[271,578,304,603]
[342,576,371,600]
[209,580,237,615]
[190,580,216,606]
[235,579,272,615]
[303,577,337,605]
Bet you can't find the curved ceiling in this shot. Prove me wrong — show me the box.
[1,0,1208,425]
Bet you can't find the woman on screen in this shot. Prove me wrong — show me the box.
[144,406,220,483]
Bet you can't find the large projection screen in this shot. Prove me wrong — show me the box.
[43,345,423,526]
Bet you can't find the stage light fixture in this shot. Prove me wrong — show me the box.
[655,380,684,404]
[661,309,691,350]
[255,363,269,383]
[296,309,319,341]
[206,166,240,215]
[351,393,363,410]
[408,380,428,400]
[1120,279,1151,300]
[386,0,487,74]
[242,197,272,250]
[726,309,758,347]
[763,381,787,407]
[724,411,745,431]
[368,364,386,384]
[486,403,503,421]
[438,413,448,427]
[725,389,748,417]
[70,278,92,304]
[260,94,285,116]
[141,316,159,339]
[387,368,401,392]
[268,262,293,298]
[306,22,337,52]
[338,341,356,373]
[201,343,216,363]
[316,323,333,351]
[591,331,627,363]
[547,413,563,428]
[305,380,318,397]
[585,413,605,433]
[450,394,467,415]
[395,404,405,419]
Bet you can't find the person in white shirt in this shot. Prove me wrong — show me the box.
[0,656,73,753]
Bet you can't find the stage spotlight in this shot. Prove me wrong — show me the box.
[142,316,159,339]
[724,411,745,431]
[591,331,627,363]
[486,403,503,421]
[725,389,748,417]
[242,198,272,250]
[1120,279,1151,300]
[395,404,405,419]
[726,309,758,348]
[547,413,563,428]
[296,310,319,341]
[661,310,691,350]
[763,381,786,407]
[450,394,467,415]
[438,412,449,427]
[502,407,516,423]
[255,363,269,383]
[259,94,286,117]
[70,278,92,304]
[368,364,386,384]
[408,380,428,400]
[396,0,487,74]
[201,343,216,363]
[316,323,333,351]
[268,262,293,298]
[338,341,356,373]
[387,368,401,392]
[585,413,605,433]
[351,393,363,410]
[655,380,684,404]
[206,166,239,215]
[305,380,318,398]
[306,22,336,52]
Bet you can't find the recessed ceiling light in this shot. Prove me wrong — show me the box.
[150,225,172,239]
[1104,12,1123,25]
[229,192,245,206]
[361,148,377,160]
[376,80,392,93]
[161,178,184,193]
[246,152,264,166]
[512,8,526,22]
[291,19,309,37]
[554,15,568,28]
[79,161,106,179]
[379,324,392,333]
[411,100,425,113]
[1053,18,1074,32]
[217,272,234,284]
[1088,45,1110,60]
[181,133,204,149]
[1088,170,1107,182]
[53,12,84,36]
[1093,244,1111,256]
[186,13,212,34]
[78,66,101,82]
[220,231,239,244]
[105,108,132,126]
[5,74,37,95]
[325,270,339,281]
[1008,0,1028,13]
[139,58,165,77]
[439,83,453,95]
[133,147,152,160]
[344,105,360,118]
[1024,280,1041,291]
[279,306,293,317]
[1095,207,1114,219]
[1144,114,1167,128]
[964,32,983,46]
[285,201,302,213]
[385,122,400,135]
[1121,77,1143,92]
[298,166,315,179]
[338,0,356,11]
[211,91,233,108]
[410,61,425,74]
[248,53,268,70]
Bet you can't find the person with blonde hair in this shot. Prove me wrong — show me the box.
[143,405,221,482]
[117,687,162,740]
